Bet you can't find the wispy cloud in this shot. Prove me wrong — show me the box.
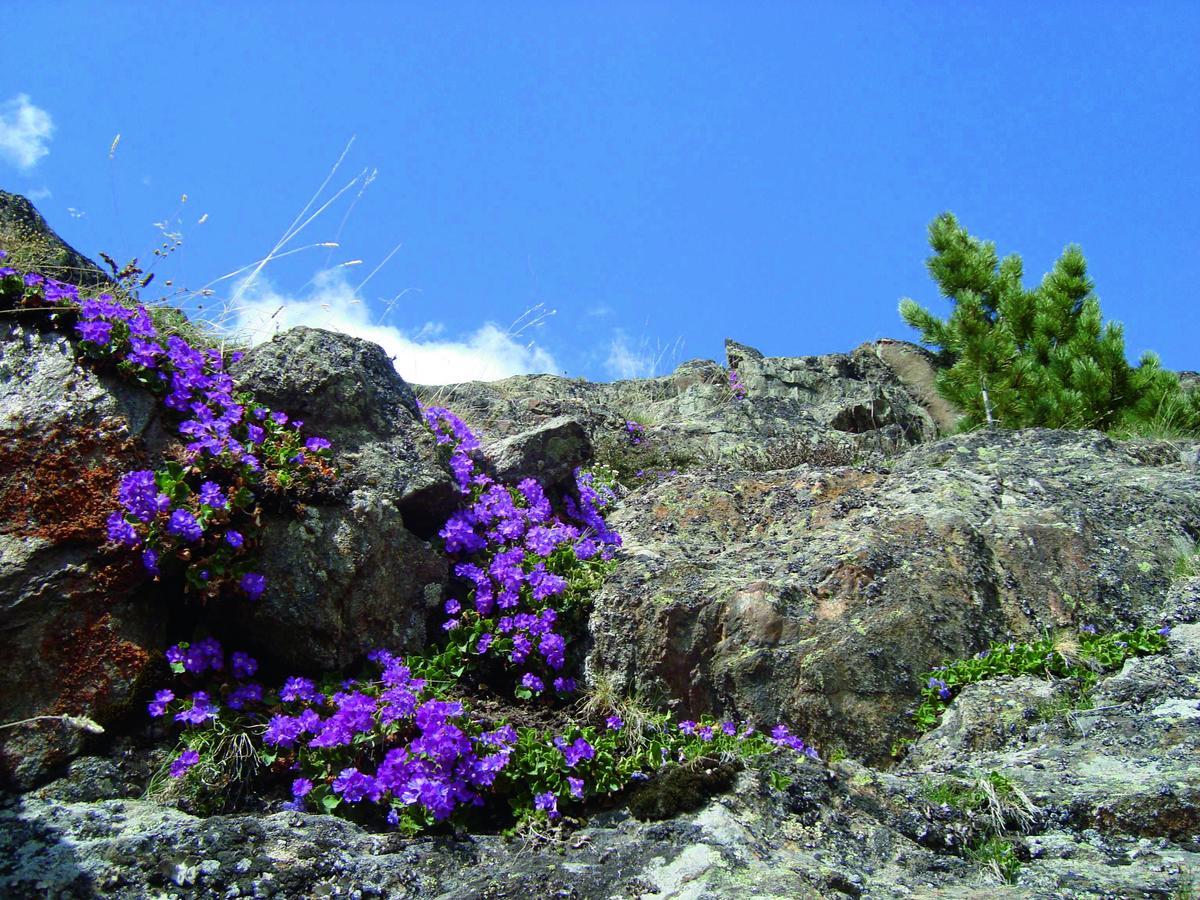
[0,94,54,171]
[25,186,51,201]
[226,268,559,385]
[604,329,684,380]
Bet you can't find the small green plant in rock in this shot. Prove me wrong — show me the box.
[1172,536,1200,580]
[909,626,1169,736]
[967,834,1021,885]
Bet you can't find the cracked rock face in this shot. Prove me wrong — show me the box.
[586,429,1200,762]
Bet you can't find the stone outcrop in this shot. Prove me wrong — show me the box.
[586,428,1200,763]
[228,328,456,670]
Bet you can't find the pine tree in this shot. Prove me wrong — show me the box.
[899,213,1198,434]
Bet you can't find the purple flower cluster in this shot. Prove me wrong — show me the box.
[156,640,519,823]
[422,405,481,493]
[0,255,82,305]
[422,404,620,693]
[768,724,821,759]
[624,420,646,446]
[728,368,747,400]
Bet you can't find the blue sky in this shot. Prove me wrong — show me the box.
[3,3,1197,382]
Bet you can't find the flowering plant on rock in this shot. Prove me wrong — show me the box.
[0,256,334,601]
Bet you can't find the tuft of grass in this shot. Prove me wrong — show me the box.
[967,834,1021,885]
[1033,689,1094,724]
[146,720,266,815]
[922,771,1034,884]
[1172,868,1196,900]
[1173,536,1200,580]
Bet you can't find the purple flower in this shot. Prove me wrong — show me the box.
[118,470,168,522]
[927,677,951,701]
[539,632,567,670]
[332,767,378,804]
[106,512,140,546]
[240,572,266,600]
[721,721,737,736]
[147,689,174,717]
[169,749,201,778]
[1080,624,1097,635]
[175,692,217,726]
[167,509,203,542]
[305,437,331,452]
[197,481,226,509]
[280,676,319,703]
[562,737,595,768]
[76,320,113,345]
[568,777,585,800]
[225,530,244,549]
[263,715,305,748]
[476,632,493,654]
[534,791,559,820]
[142,548,160,575]
[520,673,544,693]
[678,720,697,736]
[226,682,263,710]
[292,777,314,799]
[231,651,258,679]
[606,715,624,731]
[1158,625,1172,637]
[553,677,576,694]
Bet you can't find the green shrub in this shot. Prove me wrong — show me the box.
[899,213,1199,434]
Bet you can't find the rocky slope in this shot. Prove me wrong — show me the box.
[2,194,1199,897]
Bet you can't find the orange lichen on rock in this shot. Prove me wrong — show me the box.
[45,612,154,718]
[0,419,141,543]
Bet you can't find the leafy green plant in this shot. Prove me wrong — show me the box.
[899,213,1199,434]
[908,626,1169,736]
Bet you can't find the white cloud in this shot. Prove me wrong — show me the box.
[0,94,54,171]
[25,186,51,201]
[227,269,560,384]
[604,329,685,380]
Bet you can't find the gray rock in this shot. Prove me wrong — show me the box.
[586,429,1200,763]
[482,415,592,491]
[229,327,456,668]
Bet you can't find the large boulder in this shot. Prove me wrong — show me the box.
[585,428,1200,763]
[228,327,456,669]
[0,325,165,787]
